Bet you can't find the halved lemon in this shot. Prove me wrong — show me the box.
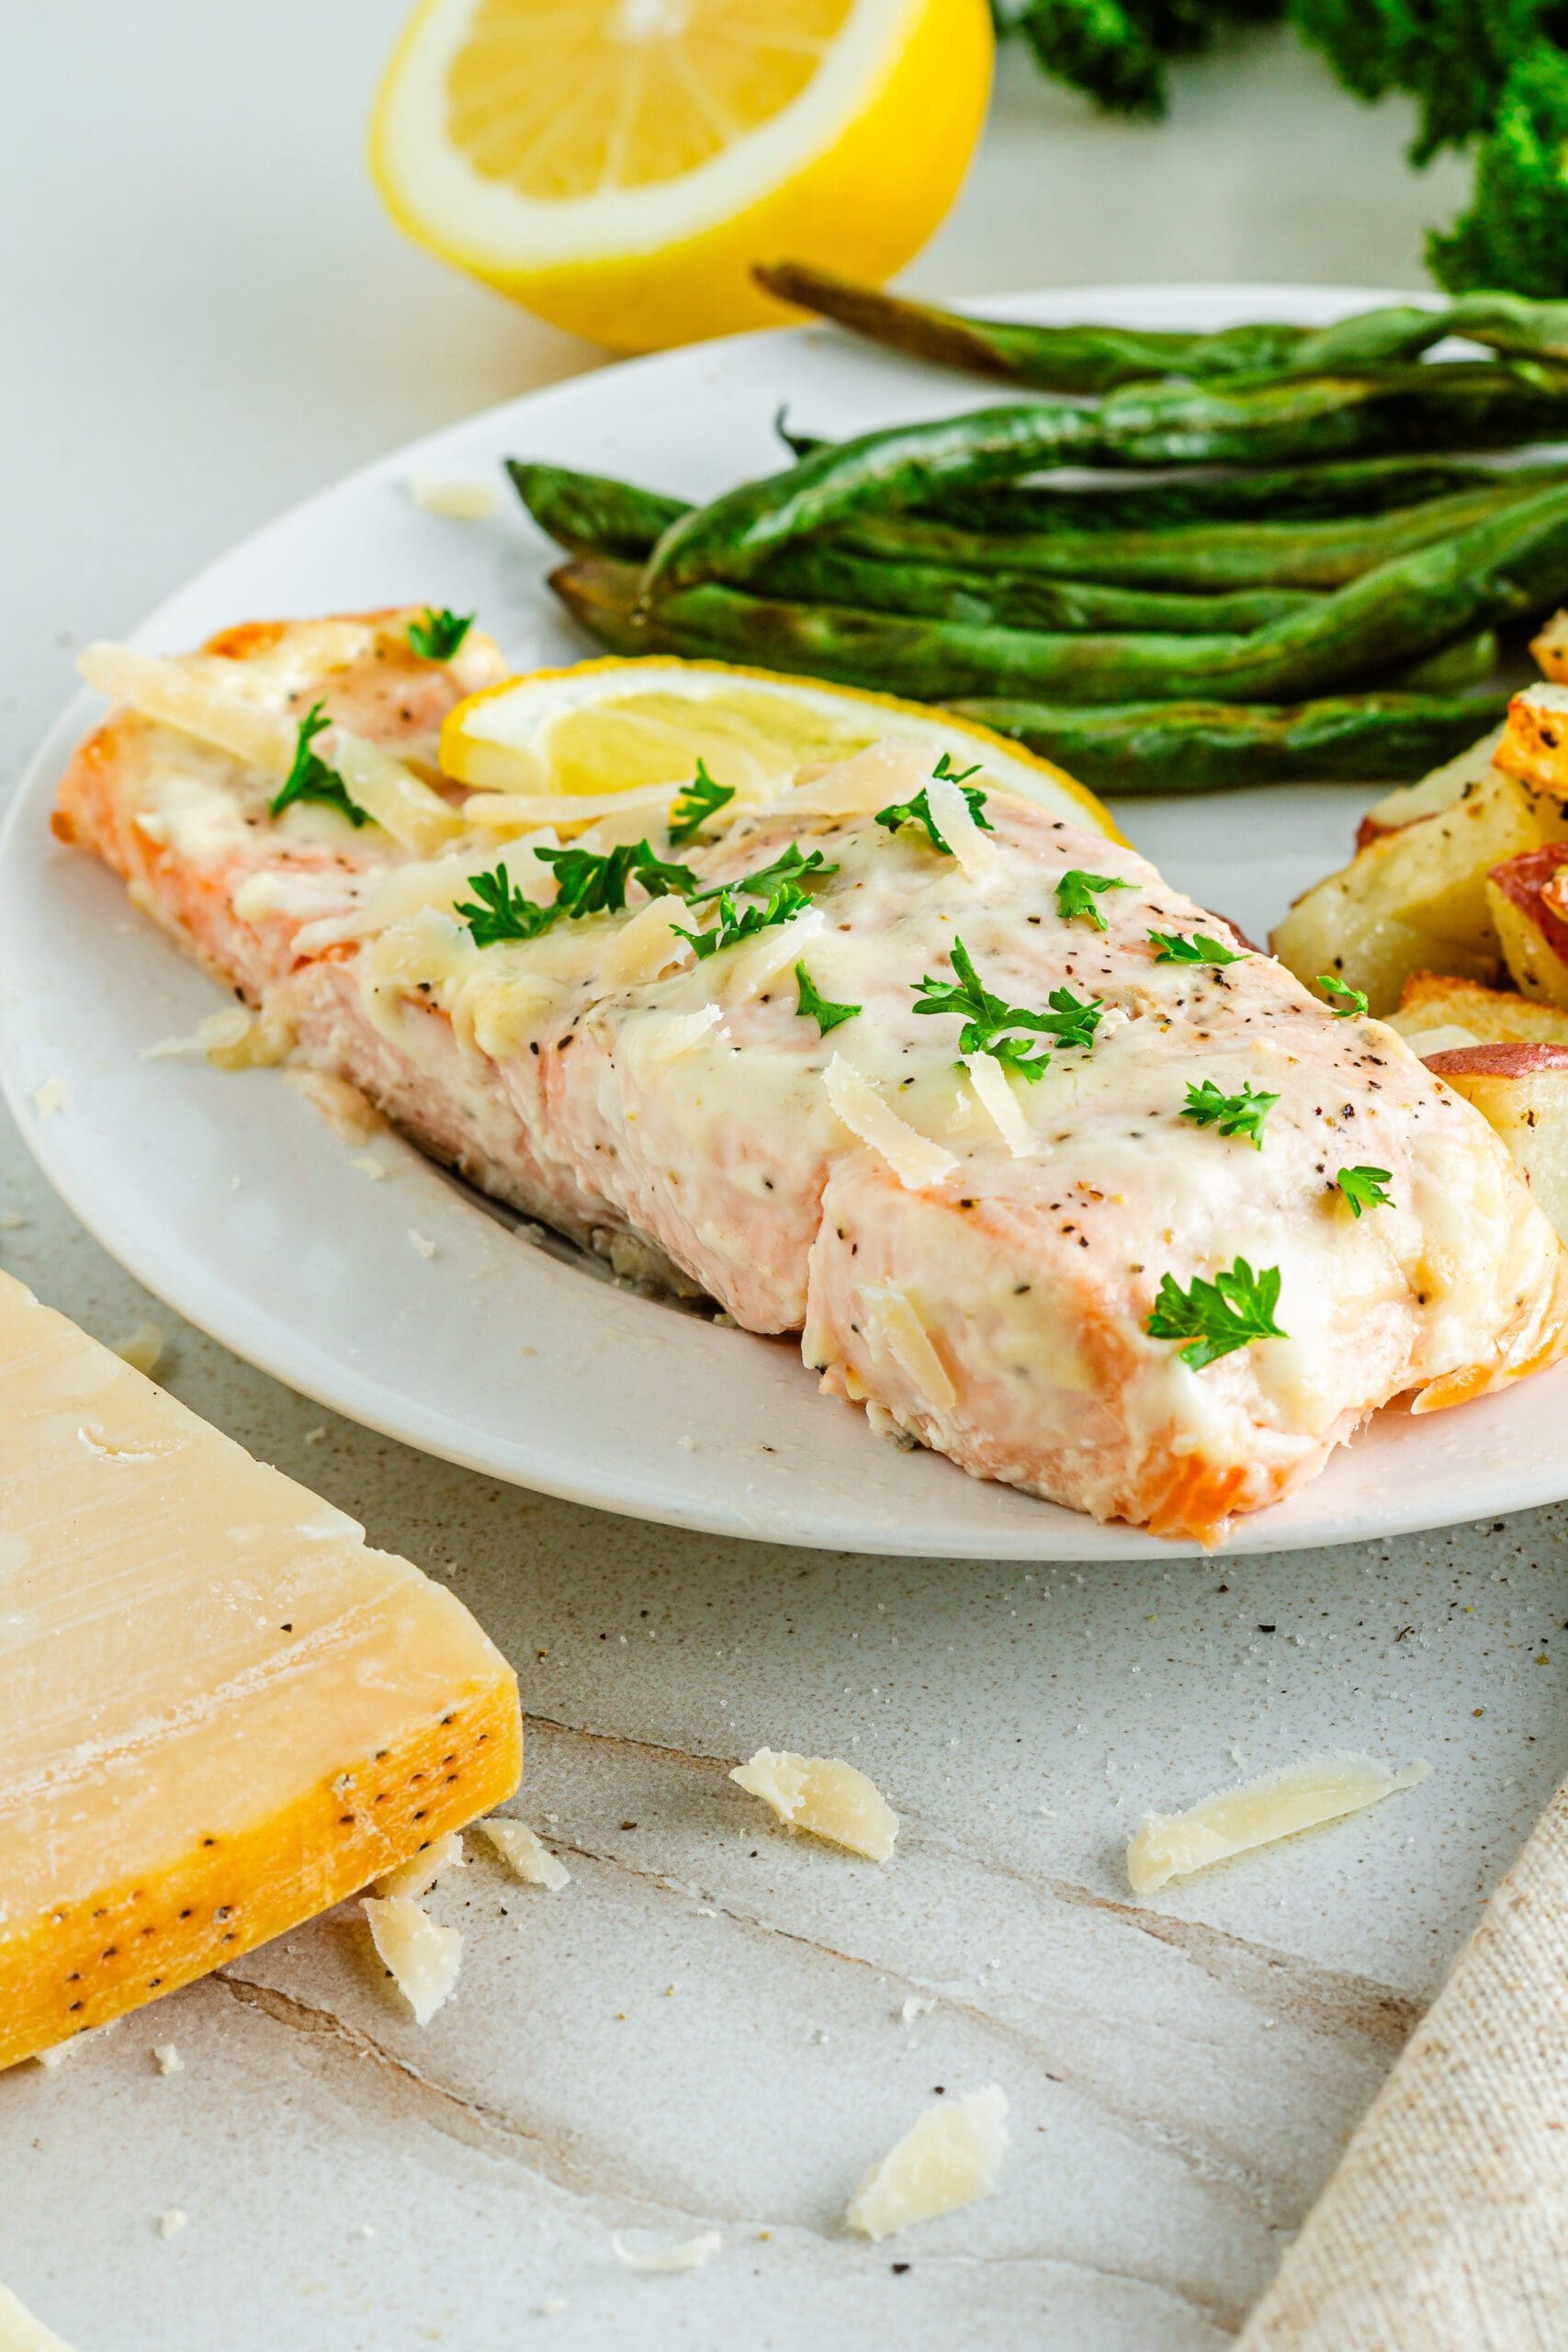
[369,0,993,351]
[441,655,1124,839]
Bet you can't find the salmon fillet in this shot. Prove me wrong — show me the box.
[56,614,1568,1541]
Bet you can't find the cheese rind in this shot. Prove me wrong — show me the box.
[0,1270,521,2070]
[1126,1753,1430,1894]
[846,2086,1010,2240]
[729,1749,899,1862]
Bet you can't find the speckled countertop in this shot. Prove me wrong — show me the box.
[4,11,1563,2347]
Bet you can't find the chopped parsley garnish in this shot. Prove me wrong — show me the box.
[668,758,735,846]
[1056,868,1133,929]
[536,839,698,919]
[1180,1079,1280,1150]
[794,962,860,1035]
[675,881,813,962]
[911,937,1102,1080]
[875,753,993,854]
[1149,928,1247,967]
[454,863,558,947]
[1337,1164,1394,1217]
[269,704,367,828]
[688,841,837,905]
[1145,1257,1287,1370]
[1318,973,1371,1019]
[406,606,474,661]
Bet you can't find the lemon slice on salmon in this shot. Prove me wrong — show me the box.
[369,0,993,352]
[440,656,1123,840]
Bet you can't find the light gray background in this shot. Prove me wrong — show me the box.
[3,12,1557,2349]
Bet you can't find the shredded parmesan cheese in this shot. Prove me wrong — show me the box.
[405,473,499,520]
[153,2044,183,2076]
[407,1229,437,1261]
[925,768,994,883]
[143,1005,294,1071]
[362,1895,462,2024]
[823,1057,955,1192]
[462,782,676,833]
[1127,1753,1430,1894]
[846,2086,1010,2240]
[374,1829,467,1902]
[31,1078,70,1120]
[156,2210,187,2242]
[863,1283,957,1413]
[600,896,692,989]
[611,2231,723,2275]
[963,1053,1038,1159]
[730,1749,898,1862]
[471,1817,570,1891]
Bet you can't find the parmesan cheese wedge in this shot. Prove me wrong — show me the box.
[362,1895,463,2025]
[471,1817,570,1891]
[730,1750,898,1862]
[0,2278,79,2351]
[823,1057,956,1193]
[846,2086,1009,2241]
[0,1269,520,2070]
[1126,1753,1430,1895]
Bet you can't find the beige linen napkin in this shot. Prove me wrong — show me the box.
[1238,1781,1568,2350]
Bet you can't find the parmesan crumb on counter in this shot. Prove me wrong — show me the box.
[730,1748,898,1861]
[405,473,499,521]
[611,2230,723,2275]
[471,1817,570,1891]
[846,2086,1010,2240]
[362,1895,462,2025]
[1126,1753,1430,1894]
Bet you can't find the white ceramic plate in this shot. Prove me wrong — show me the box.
[4,282,1564,1558]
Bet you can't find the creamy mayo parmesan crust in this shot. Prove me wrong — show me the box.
[58,617,1568,1541]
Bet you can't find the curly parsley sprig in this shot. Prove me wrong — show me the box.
[1145,1258,1287,1370]
[795,963,860,1035]
[675,881,814,962]
[1149,928,1247,967]
[1180,1079,1280,1149]
[269,704,367,829]
[536,839,698,919]
[1318,973,1371,1018]
[875,752,992,854]
[453,864,558,947]
[1337,1165,1394,1216]
[668,759,735,846]
[407,607,474,661]
[1055,869,1133,929]
[912,937,1102,1080]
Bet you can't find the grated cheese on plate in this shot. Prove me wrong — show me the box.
[611,2230,722,2275]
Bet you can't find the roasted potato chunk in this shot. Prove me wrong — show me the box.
[1529,610,1568,684]
[1424,1043,1568,1242]
[1271,764,1568,1015]
[1388,970,1568,1048]
[1354,727,1503,853]
[1486,844,1568,1010]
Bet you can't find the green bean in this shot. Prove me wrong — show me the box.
[950,692,1510,792]
[842,484,1540,591]
[506,460,686,560]
[639,366,1568,598]
[761,548,1318,635]
[507,459,1317,630]
[927,456,1568,534]
[572,485,1568,704]
[754,263,1568,390]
